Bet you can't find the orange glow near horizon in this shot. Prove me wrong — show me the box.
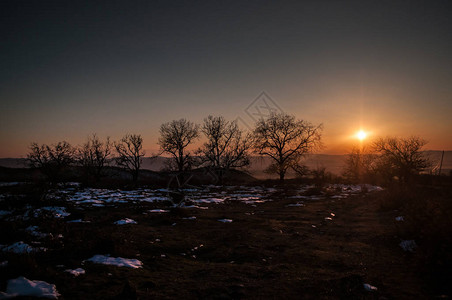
[356,130,367,141]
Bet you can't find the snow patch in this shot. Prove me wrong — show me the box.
[196,198,224,204]
[0,276,59,299]
[149,209,169,213]
[0,182,21,187]
[288,195,307,199]
[218,219,233,223]
[141,196,169,202]
[363,283,378,291]
[1,241,46,254]
[26,226,48,238]
[0,210,12,218]
[399,240,417,252]
[114,218,137,225]
[35,207,70,218]
[85,255,142,268]
[67,219,90,223]
[64,268,85,276]
[181,205,208,210]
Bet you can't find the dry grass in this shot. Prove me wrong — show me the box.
[376,184,452,296]
[1,183,450,299]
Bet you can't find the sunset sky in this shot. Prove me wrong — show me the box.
[1,0,451,157]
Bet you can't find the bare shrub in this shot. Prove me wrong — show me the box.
[27,141,75,183]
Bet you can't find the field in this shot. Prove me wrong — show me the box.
[0,182,450,299]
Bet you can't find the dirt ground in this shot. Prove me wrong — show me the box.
[0,186,438,299]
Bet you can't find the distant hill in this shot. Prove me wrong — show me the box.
[1,151,451,179]
[0,155,347,179]
[245,155,348,179]
[423,151,452,174]
[0,158,28,168]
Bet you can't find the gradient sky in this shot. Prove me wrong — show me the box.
[1,0,451,157]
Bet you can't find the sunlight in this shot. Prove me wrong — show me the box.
[356,130,367,141]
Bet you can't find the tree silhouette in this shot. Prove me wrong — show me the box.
[158,119,199,172]
[27,141,75,183]
[253,113,322,182]
[342,146,378,183]
[373,136,430,183]
[78,134,112,183]
[197,116,251,181]
[115,134,145,183]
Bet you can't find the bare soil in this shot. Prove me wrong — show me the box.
[0,186,439,299]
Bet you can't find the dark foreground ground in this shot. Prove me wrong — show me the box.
[0,184,450,299]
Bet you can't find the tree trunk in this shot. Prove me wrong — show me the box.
[279,171,285,182]
[132,170,139,183]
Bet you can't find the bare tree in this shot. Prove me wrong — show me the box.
[253,113,322,182]
[342,146,378,183]
[373,136,430,183]
[78,134,112,182]
[115,134,145,183]
[158,119,199,172]
[27,141,75,183]
[197,116,251,177]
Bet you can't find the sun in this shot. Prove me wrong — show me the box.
[356,130,367,141]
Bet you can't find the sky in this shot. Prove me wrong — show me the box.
[1,0,451,157]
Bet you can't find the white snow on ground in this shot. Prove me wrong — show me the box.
[57,182,81,187]
[48,188,172,206]
[182,216,196,220]
[218,219,233,223]
[141,196,168,202]
[0,210,12,218]
[0,182,21,187]
[64,268,85,276]
[85,255,142,268]
[363,283,378,291]
[1,241,47,254]
[399,240,417,252]
[25,226,48,238]
[40,184,382,212]
[149,209,169,213]
[286,203,304,207]
[326,184,383,193]
[0,276,60,299]
[45,185,276,207]
[114,218,137,225]
[76,199,104,205]
[181,205,209,210]
[34,207,70,219]
[395,216,404,221]
[288,195,306,199]
[195,198,224,204]
[67,219,90,223]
